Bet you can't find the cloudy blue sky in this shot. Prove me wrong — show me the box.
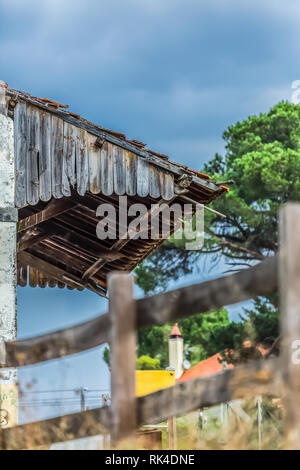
[1,0,299,422]
[1,0,298,167]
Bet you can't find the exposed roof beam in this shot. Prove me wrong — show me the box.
[17,198,77,233]
[81,191,186,282]
[19,251,106,297]
[17,229,50,252]
[36,220,124,262]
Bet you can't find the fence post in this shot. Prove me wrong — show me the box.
[280,203,300,449]
[108,272,137,447]
[168,416,177,450]
[102,394,110,449]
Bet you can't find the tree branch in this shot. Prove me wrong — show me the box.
[206,229,265,260]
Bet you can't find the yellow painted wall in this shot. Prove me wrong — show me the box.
[136,370,175,397]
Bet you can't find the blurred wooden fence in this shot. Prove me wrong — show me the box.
[0,204,299,449]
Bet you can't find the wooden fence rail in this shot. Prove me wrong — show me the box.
[1,357,280,450]
[0,204,299,449]
[0,255,277,368]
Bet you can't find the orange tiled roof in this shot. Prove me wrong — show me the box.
[177,353,234,383]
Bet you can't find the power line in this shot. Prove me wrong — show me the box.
[19,388,111,414]
[21,388,110,394]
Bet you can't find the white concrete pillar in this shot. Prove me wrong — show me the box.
[0,82,18,428]
[168,323,183,379]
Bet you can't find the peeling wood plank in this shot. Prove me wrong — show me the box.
[62,121,76,196]
[125,151,137,196]
[14,101,27,208]
[61,122,71,197]
[149,164,161,199]
[29,266,38,288]
[8,90,223,197]
[88,133,101,194]
[48,278,57,288]
[38,271,47,288]
[162,171,174,200]
[26,106,40,205]
[137,158,149,197]
[100,141,113,196]
[76,128,89,196]
[113,146,126,195]
[18,251,106,297]
[19,251,85,290]
[0,83,7,115]
[13,102,218,209]
[51,115,64,199]
[39,111,52,202]
[19,263,27,287]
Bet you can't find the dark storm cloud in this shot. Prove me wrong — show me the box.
[0,0,299,168]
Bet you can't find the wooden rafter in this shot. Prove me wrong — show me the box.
[17,198,77,233]
[19,251,106,296]
[81,190,189,282]
[27,220,124,262]
[17,229,49,252]
[81,198,166,281]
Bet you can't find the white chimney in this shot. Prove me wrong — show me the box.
[168,323,183,379]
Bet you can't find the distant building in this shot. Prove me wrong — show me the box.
[177,353,234,383]
[168,323,184,379]
[171,329,271,442]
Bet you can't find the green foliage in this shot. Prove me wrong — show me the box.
[102,349,161,370]
[133,102,299,363]
[136,101,300,296]
[134,241,200,295]
[103,346,110,369]
[204,101,300,261]
[136,355,161,370]
[137,324,171,369]
[199,103,300,359]
[206,297,280,363]
[104,100,293,368]
[137,309,231,368]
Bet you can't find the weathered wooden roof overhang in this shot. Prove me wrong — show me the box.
[3,87,227,295]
